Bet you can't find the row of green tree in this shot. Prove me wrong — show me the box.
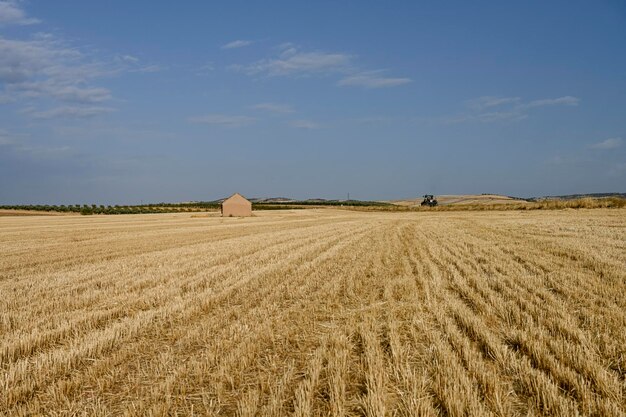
[1,199,389,215]
[0,204,213,215]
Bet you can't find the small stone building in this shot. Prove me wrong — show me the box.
[221,193,252,217]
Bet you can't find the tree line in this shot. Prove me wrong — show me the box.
[1,200,392,215]
[0,203,220,215]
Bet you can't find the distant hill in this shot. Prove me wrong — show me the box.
[210,192,626,208]
[249,197,297,203]
[530,192,626,201]
[390,192,626,207]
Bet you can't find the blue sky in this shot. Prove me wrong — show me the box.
[0,0,625,204]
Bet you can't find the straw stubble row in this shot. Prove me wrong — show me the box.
[0,209,624,416]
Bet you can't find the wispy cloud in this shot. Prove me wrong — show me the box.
[441,95,580,124]
[9,144,73,158]
[289,119,320,129]
[0,128,74,159]
[525,96,580,108]
[442,111,528,124]
[0,32,116,116]
[0,1,164,120]
[116,54,163,73]
[52,125,179,142]
[233,45,352,77]
[188,114,257,127]
[15,82,111,103]
[0,1,39,25]
[233,43,411,91]
[116,54,139,64]
[349,116,395,125]
[221,40,253,50]
[129,64,163,73]
[252,102,294,113]
[0,35,85,84]
[27,106,115,119]
[466,96,521,111]
[590,137,623,150]
[338,71,411,89]
[195,63,214,75]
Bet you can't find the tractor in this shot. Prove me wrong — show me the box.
[421,195,438,207]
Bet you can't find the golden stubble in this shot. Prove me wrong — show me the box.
[0,209,624,416]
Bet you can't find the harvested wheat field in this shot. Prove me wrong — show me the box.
[1,209,625,416]
[390,194,528,207]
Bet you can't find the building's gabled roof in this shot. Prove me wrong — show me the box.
[222,193,251,204]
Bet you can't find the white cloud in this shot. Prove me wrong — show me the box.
[474,111,527,123]
[195,63,214,75]
[441,95,581,124]
[474,110,528,123]
[526,96,580,108]
[590,137,623,150]
[466,96,521,111]
[221,40,253,49]
[0,1,39,25]
[0,16,163,120]
[0,33,117,116]
[129,64,163,73]
[234,43,413,92]
[14,81,111,103]
[188,114,257,127]
[338,71,411,89]
[289,119,320,129]
[350,116,394,125]
[11,144,73,158]
[235,46,352,77]
[441,111,527,124]
[52,125,179,142]
[28,106,115,119]
[275,42,296,52]
[0,129,73,159]
[465,95,579,111]
[252,102,294,113]
[0,36,80,84]
[115,54,163,73]
[117,54,139,64]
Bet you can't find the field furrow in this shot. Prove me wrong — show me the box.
[1,209,624,416]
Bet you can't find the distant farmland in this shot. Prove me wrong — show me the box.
[1,209,624,416]
[2,194,625,216]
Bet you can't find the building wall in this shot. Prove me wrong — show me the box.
[221,194,252,217]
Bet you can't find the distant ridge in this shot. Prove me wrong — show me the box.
[530,192,626,201]
[249,197,296,203]
[204,193,626,206]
